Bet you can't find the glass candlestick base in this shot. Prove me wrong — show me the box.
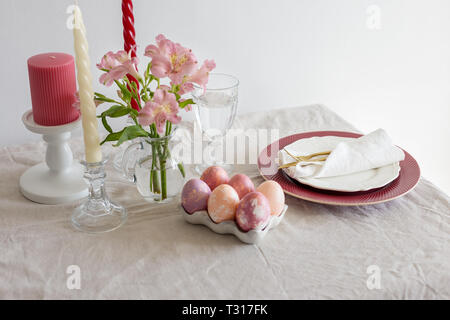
[71,158,127,233]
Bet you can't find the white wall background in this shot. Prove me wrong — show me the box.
[1,0,449,194]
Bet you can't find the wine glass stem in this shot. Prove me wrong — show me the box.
[205,134,222,165]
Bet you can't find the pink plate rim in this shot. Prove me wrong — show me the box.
[257,131,421,206]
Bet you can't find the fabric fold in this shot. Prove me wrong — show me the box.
[279,129,405,179]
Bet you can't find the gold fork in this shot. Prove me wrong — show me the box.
[279,149,331,169]
[284,148,331,161]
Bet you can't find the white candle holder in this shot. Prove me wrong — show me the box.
[20,110,88,204]
[71,158,127,233]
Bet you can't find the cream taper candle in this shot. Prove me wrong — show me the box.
[72,5,102,163]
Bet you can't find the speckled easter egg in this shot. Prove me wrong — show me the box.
[207,184,240,223]
[200,166,229,191]
[228,174,255,199]
[235,192,271,232]
[181,179,211,214]
[256,180,285,216]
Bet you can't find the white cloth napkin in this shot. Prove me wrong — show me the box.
[278,129,405,179]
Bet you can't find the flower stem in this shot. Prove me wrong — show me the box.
[152,168,160,194]
[160,157,167,200]
[157,121,173,201]
[151,141,160,194]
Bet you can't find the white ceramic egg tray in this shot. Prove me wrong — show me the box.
[181,205,288,244]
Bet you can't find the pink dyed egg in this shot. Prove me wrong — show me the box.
[207,184,240,223]
[201,166,229,191]
[181,179,211,214]
[228,174,255,199]
[235,192,271,232]
[256,180,285,216]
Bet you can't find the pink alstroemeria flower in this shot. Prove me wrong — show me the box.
[138,87,181,134]
[97,50,140,87]
[174,59,216,94]
[144,34,198,85]
[188,59,216,90]
[96,51,121,70]
[175,82,194,95]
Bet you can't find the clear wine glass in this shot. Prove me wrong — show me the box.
[192,73,239,175]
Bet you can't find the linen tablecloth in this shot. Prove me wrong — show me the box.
[1,104,449,299]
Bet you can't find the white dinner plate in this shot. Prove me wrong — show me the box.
[280,136,401,192]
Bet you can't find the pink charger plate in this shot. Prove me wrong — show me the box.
[257,131,421,206]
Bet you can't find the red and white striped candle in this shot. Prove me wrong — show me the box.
[122,0,140,110]
[27,53,80,126]
[122,0,136,58]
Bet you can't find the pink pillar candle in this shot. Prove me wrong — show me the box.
[27,52,80,126]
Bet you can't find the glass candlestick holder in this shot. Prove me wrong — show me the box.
[71,157,127,233]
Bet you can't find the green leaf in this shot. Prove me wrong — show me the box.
[179,99,194,109]
[100,129,125,145]
[101,116,113,133]
[177,163,186,178]
[114,125,149,147]
[94,96,117,104]
[102,105,131,118]
[94,92,116,103]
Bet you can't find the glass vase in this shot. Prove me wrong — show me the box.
[122,129,186,203]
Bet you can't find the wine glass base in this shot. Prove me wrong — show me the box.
[71,201,127,234]
[194,163,234,176]
[142,196,177,204]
